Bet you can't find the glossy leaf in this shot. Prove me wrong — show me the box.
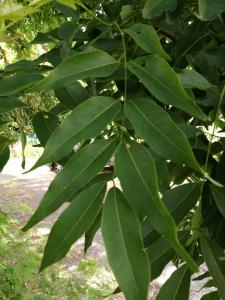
[33,49,119,91]
[0,73,43,96]
[0,97,26,113]
[125,99,202,171]
[156,265,191,300]
[115,141,198,271]
[124,23,170,60]
[29,96,120,170]
[40,182,105,271]
[128,57,206,120]
[198,0,225,20]
[32,112,59,147]
[143,0,177,18]
[201,237,225,299]
[102,188,150,300]
[210,185,225,219]
[178,69,213,90]
[22,138,117,231]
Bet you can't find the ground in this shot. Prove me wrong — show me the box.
[0,158,215,299]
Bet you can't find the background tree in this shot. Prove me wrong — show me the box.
[1,0,225,299]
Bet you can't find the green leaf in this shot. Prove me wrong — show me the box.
[54,82,89,110]
[201,291,220,300]
[32,112,59,147]
[123,23,170,60]
[32,49,119,91]
[178,69,213,90]
[200,237,225,300]
[128,57,206,120]
[0,73,43,96]
[84,211,101,254]
[0,97,26,113]
[115,141,198,272]
[198,0,225,20]
[156,265,191,300]
[40,182,105,271]
[29,96,120,170]
[0,145,10,171]
[20,126,26,169]
[210,185,225,219]
[22,138,117,231]
[143,0,177,18]
[125,99,202,171]
[102,187,150,300]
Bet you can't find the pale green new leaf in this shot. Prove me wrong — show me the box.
[201,237,225,300]
[29,96,120,170]
[128,56,207,120]
[143,0,177,18]
[23,138,117,231]
[123,23,170,60]
[115,141,198,272]
[156,265,191,300]
[102,188,150,300]
[40,182,106,271]
[32,49,119,91]
[125,99,202,172]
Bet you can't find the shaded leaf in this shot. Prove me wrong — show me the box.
[40,182,105,271]
[178,69,213,90]
[0,97,26,113]
[198,0,225,20]
[201,291,220,300]
[210,185,225,219]
[143,0,177,18]
[125,99,202,171]
[102,188,150,300]
[124,23,170,60]
[23,138,117,231]
[0,145,10,171]
[84,211,101,254]
[30,96,120,170]
[128,57,206,120]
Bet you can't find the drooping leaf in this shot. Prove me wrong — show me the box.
[200,237,225,299]
[29,96,120,170]
[178,69,213,90]
[123,23,170,60]
[40,182,106,271]
[0,97,26,113]
[0,145,10,171]
[54,82,89,110]
[22,138,117,231]
[210,185,225,219]
[125,99,202,172]
[32,112,59,147]
[128,57,206,120]
[32,49,119,91]
[20,126,26,169]
[156,264,191,300]
[143,0,177,18]
[198,0,225,21]
[102,187,150,300]
[84,210,101,254]
[115,141,198,271]
[0,73,43,96]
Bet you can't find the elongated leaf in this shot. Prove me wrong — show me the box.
[40,182,106,271]
[29,96,120,170]
[54,82,88,110]
[143,0,177,18]
[178,69,213,90]
[123,23,170,60]
[201,291,220,300]
[115,141,198,271]
[32,112,59,147]
[125,99,202,171]
[0,73,43,96]
[210,185,225,219]
[33,49,119,91]
[200,237,225,299]
[198,0,225,20]
[128,57,206,120]
[0,97,26,113]
[0,145,10,171]
[156,264,191,300]
[84,210,101,253]
[23,138,117,231]
[102,188,150,300]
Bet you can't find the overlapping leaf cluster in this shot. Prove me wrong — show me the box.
[1,0,225,299]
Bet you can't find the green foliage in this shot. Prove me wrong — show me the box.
[2,0,225,299]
